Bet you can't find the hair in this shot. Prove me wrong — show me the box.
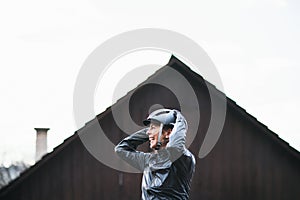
[163,124,174,131]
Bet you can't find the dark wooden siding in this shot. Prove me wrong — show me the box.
[1,56,299,200]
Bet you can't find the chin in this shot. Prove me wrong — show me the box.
[150,143,156,149]
[149,141,156,149]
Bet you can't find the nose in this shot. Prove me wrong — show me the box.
[146,128,151,136]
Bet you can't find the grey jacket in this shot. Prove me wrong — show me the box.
[115,111,196,200]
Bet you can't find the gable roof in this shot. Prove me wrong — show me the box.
[1,55,299,195]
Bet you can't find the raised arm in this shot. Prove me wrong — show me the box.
[115,128,150,171]
[166,110,188,161]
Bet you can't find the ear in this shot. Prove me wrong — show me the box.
[165,128,172,138]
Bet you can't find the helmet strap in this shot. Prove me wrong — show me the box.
[155,123,164,150]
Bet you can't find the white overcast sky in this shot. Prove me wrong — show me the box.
[0,0,299,165]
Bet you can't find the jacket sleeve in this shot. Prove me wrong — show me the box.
[166,110,188,161]
[114,128,150,171]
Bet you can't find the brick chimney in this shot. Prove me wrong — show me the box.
[34,128,49,162]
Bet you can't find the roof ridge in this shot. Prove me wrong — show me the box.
[1,55,299,196]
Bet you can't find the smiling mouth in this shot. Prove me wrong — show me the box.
[149,139,155,145]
